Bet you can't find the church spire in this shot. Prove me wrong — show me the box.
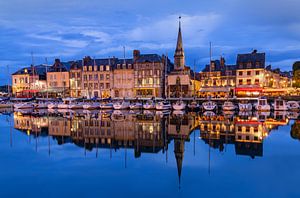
[174,16,185,70]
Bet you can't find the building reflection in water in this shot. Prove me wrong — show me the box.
[10,109,299,184]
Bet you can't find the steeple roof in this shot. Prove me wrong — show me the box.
[175,16,184,57]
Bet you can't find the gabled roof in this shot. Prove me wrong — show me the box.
[237,50,265,69]
[12,64,49,76]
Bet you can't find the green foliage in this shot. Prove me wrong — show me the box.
[293,62,300,88]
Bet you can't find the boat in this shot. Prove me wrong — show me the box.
[287,101,300,111]
[172,100,186,110]
[188,100,200,111]
[34,102,50,109]
[83,102,100,110]
[100,102,114,109]
[202,101,217,111]
[203,111,216,117]
[113,100,130,110]
[14,102,34,109]
[238,100,253,111]
[222,101,236,111]
[129,102,143,110]
[48,102,58,109]
[156,101,171,110]
[273,97,288,111]
[173,110,185,115]
[143,100,156,110]
[69,102,84,109]
[111,110,126,121]
[255,97,271,111]
[57,98,76,109]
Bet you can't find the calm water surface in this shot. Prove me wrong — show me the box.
[0,109,299,198]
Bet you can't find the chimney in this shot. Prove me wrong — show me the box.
[252,49,257,54]
[220,57,225,67]
[133,50,140,62]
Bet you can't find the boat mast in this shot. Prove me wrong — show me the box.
[45,58,49,99]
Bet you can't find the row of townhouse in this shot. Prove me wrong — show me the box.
[12,50,174,99]
[198,50,293,98]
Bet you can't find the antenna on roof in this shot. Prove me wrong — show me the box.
[123,46,126,65]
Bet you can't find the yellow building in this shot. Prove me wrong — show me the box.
[12,65,47,97]
[69,61,82,98]
[235,50,265,97]
[112,60,135,98]
[47,59,70,97]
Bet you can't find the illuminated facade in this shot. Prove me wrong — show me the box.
[112,59,135,98]
[12,65,48,97]
[69,61,82,98]
[81,56,113,99]
[133,50,171,98]
[47,59,70,97]
[199,57,236,98]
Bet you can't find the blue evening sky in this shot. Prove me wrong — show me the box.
[0,0,300,84]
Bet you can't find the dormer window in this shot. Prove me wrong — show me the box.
[100,65,103,71]
[94,65,98,71]
[106,65,110,71]
[128,64,132,69]
[88,66,92,71]
[117,64,120,69]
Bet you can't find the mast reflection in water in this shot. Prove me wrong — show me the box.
[1,108,300,197]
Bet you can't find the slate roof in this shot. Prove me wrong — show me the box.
[135,54,162,63]
[12,64,49,80]
[236,50,265,69]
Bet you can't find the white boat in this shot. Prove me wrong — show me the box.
[202,101,217,111]
[100,102,114,109]
[57,102,69,109]
[156,101,171,110]
[48,102,58,109]
[173,110,185,115]
[222,101,236,111]
[273,98,288,111]
[34,102,50,109]
[83,102,100,110]
[111,110,126,121]
[14,102,34,109]
[203,111,216,117]
[69,102,84,109]
[113,101,130,110]
[143,100,156,110]
[238,100,252,111]
[129,102,143,109]
[172,101,186,110]
[58,98,76,109]
[188,101,200,110]
[287,101,300,111]
[255,98,271,111]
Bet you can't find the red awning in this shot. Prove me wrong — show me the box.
[20,90,39,93]
[235,87,263,92]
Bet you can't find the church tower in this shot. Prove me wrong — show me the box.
[174,16,185,70]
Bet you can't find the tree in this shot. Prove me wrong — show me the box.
[291,121,300,141]
[292,61,300,88]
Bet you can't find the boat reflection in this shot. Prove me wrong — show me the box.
[8,109,299,184]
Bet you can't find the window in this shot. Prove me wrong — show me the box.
[94,74,98,80]
[83,66,87,71]
[247,62,252,68]
[100,74,104,80]
[100,66,103,71]
[94,83,98,89]
[94,66,98,71]
[106,74,110,80]
[255,79,259,85]
[247,71,251,76]
[106,83,110,89]
[100,83,104,89]
[247,79,251,85]
[83,75,87,81]
[77,73,81,78]
[239,71,243,76]
[255,71,260,75]
[106,65,110,71]
[128,64,132,69]
[89,75,92,80]
[255,61,260,67]
[239,79,243,85]
[88,66,92,71]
